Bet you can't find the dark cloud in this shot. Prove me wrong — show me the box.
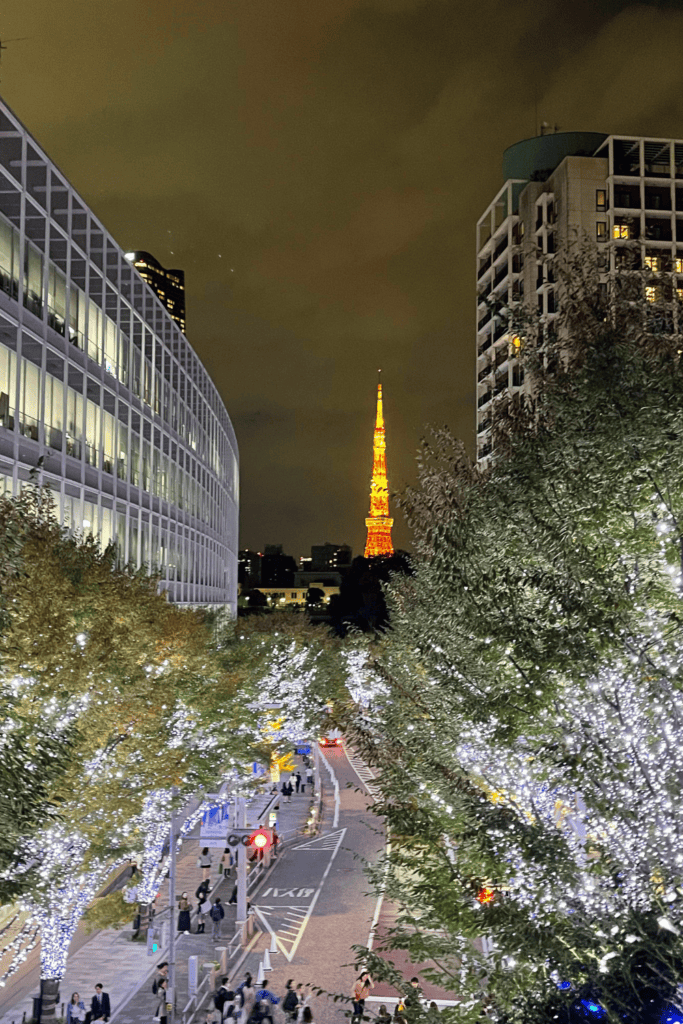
[4,0,683,555]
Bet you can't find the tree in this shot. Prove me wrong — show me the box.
[344,252,683,1024]
[0,488,258,1013]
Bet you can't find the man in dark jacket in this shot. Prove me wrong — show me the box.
[88,985,110,1024]
[215,979,235,1021]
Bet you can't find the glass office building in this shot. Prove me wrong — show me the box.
[0,97,238,611]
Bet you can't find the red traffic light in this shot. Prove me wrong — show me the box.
[477,885,495,904]
[249,828,272,850]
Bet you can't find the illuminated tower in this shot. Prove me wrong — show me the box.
[364,375,394,558]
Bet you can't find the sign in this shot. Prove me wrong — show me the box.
[200,804,229,849]
[269,811,278,829]
[295,745,311,755]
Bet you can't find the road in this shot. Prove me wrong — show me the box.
[247,744,459,1022]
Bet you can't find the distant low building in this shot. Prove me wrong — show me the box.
[261,544,297,587]
[239,583,339,609]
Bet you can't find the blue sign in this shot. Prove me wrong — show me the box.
[295,745,311,755]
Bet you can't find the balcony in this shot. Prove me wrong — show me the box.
[478,308,492,330]
[478,259,491,280]
[477,390,492,409]
[493,236,508,262]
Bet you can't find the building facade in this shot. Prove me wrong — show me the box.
[0,97,239,610]
[476,132,683,459]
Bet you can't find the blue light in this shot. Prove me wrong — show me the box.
[580,999,606,1018]
[557,981,572,991]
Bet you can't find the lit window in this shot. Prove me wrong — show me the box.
[645,285,657,303]
[676,258,683,273]
[645,256,662,272]
[509,335,522,356]
[596,189,607,211]
[613,224,630,239]
[677,288,683,301]
[596,222,607,242]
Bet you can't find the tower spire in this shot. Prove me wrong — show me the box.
[364,374,394,558]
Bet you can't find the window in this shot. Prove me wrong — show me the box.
[596,221,607,242]
[676,258,683,273]
[645,255,662,272]
[646,285,657,303]
[596,189,607,212]
[613,224,630,239]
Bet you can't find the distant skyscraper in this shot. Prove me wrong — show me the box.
[124,250,186,332]
[364,378,394,558]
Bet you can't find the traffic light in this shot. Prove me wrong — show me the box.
[146,926,159,957]
[476,885,495,904]
[248,828,272,852]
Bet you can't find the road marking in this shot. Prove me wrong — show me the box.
[344,747,380,799]
[293,828,346,850]
[318,748,340,826]
[254,827,347,961]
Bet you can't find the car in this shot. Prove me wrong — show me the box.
[319,731,342,747]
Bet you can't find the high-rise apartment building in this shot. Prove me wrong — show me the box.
[124,251,186,333]
[476,132,683,459]
[0,97,238,611]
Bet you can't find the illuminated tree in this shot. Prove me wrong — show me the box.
[0,489,256,1012]
[345,255,683,1024]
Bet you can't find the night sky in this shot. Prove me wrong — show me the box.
[4,0,683,558]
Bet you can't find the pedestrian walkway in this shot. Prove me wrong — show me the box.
[0,760,318,1024]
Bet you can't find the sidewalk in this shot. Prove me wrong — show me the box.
[0,761,319,1024]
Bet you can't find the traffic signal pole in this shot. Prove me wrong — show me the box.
[236,795,248,925]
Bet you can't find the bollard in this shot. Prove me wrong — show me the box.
[262,948,272,973]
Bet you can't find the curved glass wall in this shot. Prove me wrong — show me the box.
[0,98,238,611]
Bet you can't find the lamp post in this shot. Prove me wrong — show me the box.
[167,787,178,1024]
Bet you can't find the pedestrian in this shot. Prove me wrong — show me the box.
[221,847,234,878]
[300,771,306,795]
[281,779,291,804]
[282,980,298,1022]
[197,890,211,933]
[426,1002,440,1021]
[351,972,374,1024]
[66,993,87,1024]
[239,978,256,1023]
[210,897,225,940]
[294,771,302,793]
[154,980,168,1024]
[88,984,110,1024]
[377,1005,391,1024]
[306,766,313,790]
[301,1009,314,1024]
[295,985,311,1022]
[152,963,168,997]
[403,978,422,1024]
[254,980,278,1024]
[177,891,191,933]
[215,980,236,1022]
[198,846,213,881]
[196,878,211,902]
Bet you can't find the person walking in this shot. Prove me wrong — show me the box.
[198,847,213,881]
[197,889,211,933]
[301,1009,314,1024]
[254,980,279,1024]
[221,847,234,878]
[88,984,110,1024]
[239,978,256,1023]
[177,891,191,933]
[66,993,87,1024]
[299,770,306,795]
[210,897,225,940]
[215,979,236,1022]
[305,766,313,790]
[154,980,168,1024]
[294,771,302,794]
[282,980,298,1022]
[377,1005,392,1024]
[281,779,292,804]
[195,878,210,902]
[152,963,168,997]
[351,972,374,1024]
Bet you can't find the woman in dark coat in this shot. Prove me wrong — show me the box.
[177,891,191,932]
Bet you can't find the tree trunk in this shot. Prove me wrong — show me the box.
[39,978,60,1024]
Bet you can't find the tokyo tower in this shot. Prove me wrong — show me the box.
[364,374,394,558]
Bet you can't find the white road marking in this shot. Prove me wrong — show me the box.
[317,747,341,826]
[254,827,347,961]
[294,828,346,851]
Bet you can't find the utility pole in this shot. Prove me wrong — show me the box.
[167,786,178,1024]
